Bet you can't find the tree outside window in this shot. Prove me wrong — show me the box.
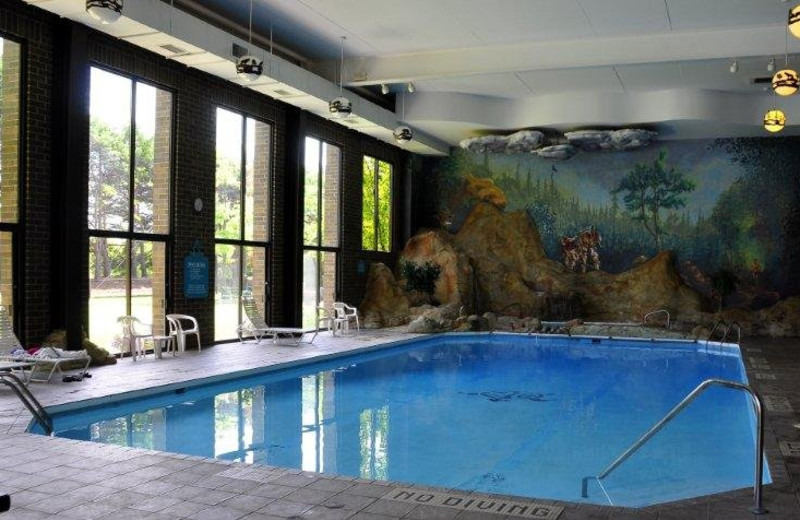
[362,156,392,252]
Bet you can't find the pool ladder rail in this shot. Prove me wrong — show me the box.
[706,320,742,344]
[581,378,766,515]
[643,309,670,328]
[0,372,52,435]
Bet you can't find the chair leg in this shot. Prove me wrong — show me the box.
[195,332,201,352]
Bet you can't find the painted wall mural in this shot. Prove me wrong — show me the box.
[413,137,800,311]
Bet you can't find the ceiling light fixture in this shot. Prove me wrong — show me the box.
[407,82,415,93]
[768,57,776,73]
[764,108,786,132]
[773,26,798,96]
[86,0,122,24]
[729,59,739,74]
[329,36,352,118]
[790,5,800,39]
[393,91,413,145]
[236,0,263,81]
[380,83,389,95]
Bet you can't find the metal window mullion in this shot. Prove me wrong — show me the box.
[373,160,379,251]
[127,81,137,316]
[238,117,248,327]
[316,142,323,308]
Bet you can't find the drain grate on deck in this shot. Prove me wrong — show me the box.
[382,487,563,519]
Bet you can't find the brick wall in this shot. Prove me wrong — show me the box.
[0,0,56,344]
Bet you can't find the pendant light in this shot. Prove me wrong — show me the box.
[765,85,786,133]
[790,5,800,40]
[236,0,264,81]
[329,37,353,118]
[393,90,413,145]
[86,0,122,24]
[764,109,786,132]
[773,25,799,96]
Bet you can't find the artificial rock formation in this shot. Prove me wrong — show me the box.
[361,200,707,328]
[399,229,473,307]
[359,263,410,329]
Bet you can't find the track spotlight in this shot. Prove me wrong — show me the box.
[407,82,415,93]
[729,59,739,74]
[768,58,776,73]
[380,83,389,95]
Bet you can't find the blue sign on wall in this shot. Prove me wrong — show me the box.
[184,240,209,299]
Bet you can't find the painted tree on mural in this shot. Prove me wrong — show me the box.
[710,138,800,296]
[611,149,695,250]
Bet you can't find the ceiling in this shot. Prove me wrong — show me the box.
[25,0,800,151]
[188,0,800,144]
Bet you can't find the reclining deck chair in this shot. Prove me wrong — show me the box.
[237,298,313,346]
[0,306,91,383]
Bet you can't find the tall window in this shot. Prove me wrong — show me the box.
[214,108,272,342]
[88,67,172,353]
[362,156,392,252]
[0,37,21,323]
[302,137,340,328]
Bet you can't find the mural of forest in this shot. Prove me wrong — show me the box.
[413,137,800,310]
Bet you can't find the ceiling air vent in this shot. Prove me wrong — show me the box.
[232,43,248,59]
[160,44,188,55]
[752,76,772,85]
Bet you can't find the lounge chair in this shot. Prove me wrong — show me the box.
[166,314,201,353]
[0,306,91,383]
[333,302,360,334]
[237,298,313,346]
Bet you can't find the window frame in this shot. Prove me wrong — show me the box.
[301,134,343,326]
[213,105,275,342]
[86,63,176,336]
[0,31,26,336]
[361,155,394,253]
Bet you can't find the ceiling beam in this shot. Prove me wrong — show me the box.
[341,24,798,86]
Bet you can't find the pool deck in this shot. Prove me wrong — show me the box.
[0,330,799,520]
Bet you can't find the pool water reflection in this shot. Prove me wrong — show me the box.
[40,335,767,506]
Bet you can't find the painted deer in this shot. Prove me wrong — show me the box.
[560,227,601,273]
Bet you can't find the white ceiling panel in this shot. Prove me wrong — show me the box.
[261,0,480,56]
[666,0,790,32]
[415,72,534,98]
[517,67,625,95]
[614,62,684,91]
[578,0,671,36]
[444,0,593,45]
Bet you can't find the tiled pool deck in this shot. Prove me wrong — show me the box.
[0,331,799,519]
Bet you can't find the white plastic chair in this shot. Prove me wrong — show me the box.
[118,316,153,361]
[333,302,360,334]
[166,314,201,353]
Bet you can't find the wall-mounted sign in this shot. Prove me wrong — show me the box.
[184,240,209,299]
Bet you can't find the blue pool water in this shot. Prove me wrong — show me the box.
[34,334,768,507]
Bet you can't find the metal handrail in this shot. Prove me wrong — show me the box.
[581,378,766,515]
[0,373,52,435]
[643,309,670,329]
[721,321,742,344]
[705,320,728,344]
